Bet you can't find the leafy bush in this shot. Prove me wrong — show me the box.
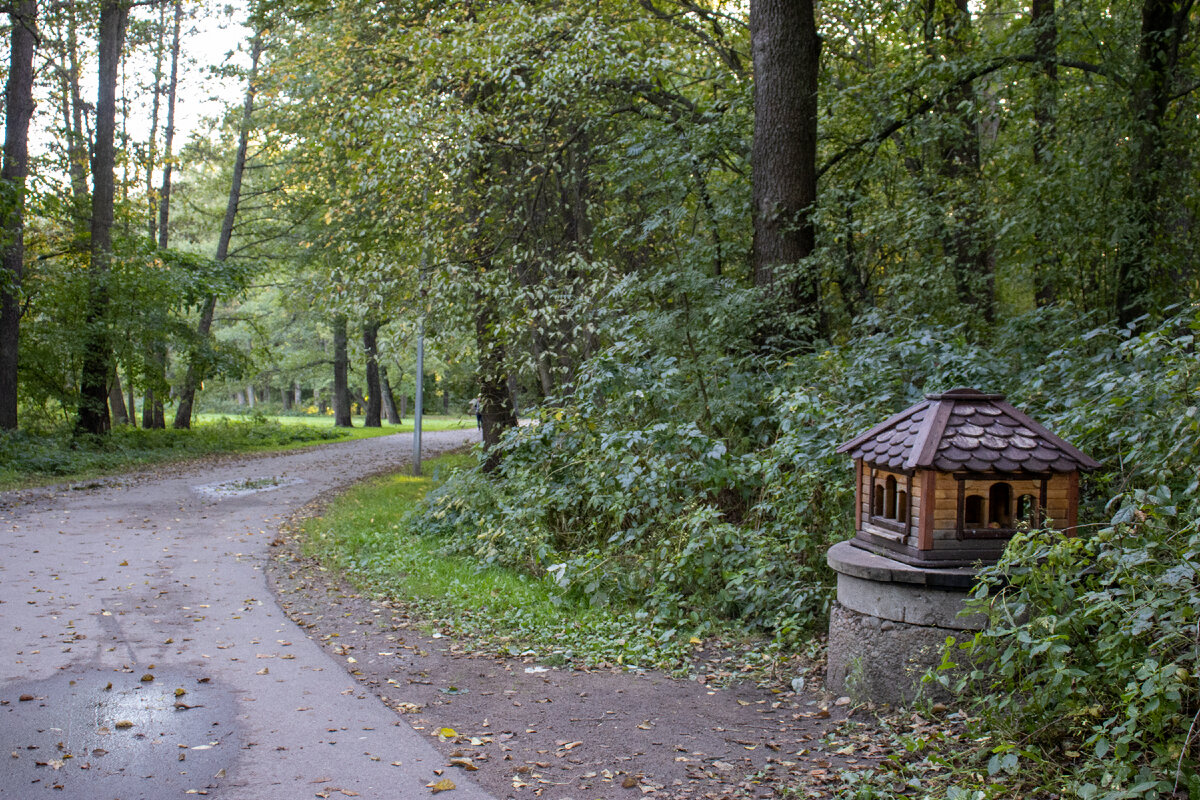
[829,308,1200,797]
[951,505,1199,799]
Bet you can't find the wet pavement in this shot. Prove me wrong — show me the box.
[0,430,491,799]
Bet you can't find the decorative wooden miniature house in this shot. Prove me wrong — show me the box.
[836,388,1099,567]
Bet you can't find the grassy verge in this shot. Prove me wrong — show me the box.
[300,452,716,673]
[0,414,471,491]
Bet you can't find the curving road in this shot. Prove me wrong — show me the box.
[0,429,493,799]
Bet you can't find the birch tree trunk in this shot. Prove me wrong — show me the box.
[174,29,262,428]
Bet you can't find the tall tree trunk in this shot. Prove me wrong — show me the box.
[142,387,156,427]
[750,0,821,331]
[0,0,36,431]
[380,366,401,423]
[174,30,262,429]
[1031,0,1059,306]
[362,319,382,427]
[126,372,137,427]
[143,344,167,428]
[76,0,129,437]
[145,1,165,243]
[108,368,128,425]
[332,314,352,427]
[474,290,518,471]
[158,0,182,249]
[1115,0,1182,324]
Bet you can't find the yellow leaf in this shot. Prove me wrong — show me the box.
[437,727,458,740]
[688,637,702,645]
[427,778,455,793]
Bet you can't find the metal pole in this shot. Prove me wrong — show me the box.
[413,216,429,477]
[413,317,424,476]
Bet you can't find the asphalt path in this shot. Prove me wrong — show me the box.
[0,429,492,800]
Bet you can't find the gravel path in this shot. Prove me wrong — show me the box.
[0,430,487,799]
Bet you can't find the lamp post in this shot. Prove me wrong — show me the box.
[413,230,428,477]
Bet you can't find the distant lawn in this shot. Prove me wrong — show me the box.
[194,412,475,441]
[0,413,474,491]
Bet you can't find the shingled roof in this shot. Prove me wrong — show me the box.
[836,388,1100,474]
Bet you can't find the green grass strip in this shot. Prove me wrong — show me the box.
[301,453,706,672]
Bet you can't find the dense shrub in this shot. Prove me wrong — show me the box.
[415,304,1198,645]
[921,309,1200,799]
[950,506,1200,799]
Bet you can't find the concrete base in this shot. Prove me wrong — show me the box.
[825,541,984,705]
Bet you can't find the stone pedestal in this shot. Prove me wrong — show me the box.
[825,540,985,705]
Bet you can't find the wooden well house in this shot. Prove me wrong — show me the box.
[836,388,1099,567]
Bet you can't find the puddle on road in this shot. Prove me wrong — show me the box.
[0,666,242,797]
[191,475,306,499]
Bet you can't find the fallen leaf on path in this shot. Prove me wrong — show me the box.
[427,778,455,793]
[114,720,134,729]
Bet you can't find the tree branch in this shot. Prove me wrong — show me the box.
[818,54,1114,180]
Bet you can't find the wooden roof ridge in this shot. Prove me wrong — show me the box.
[835,399,931,455]
[905,397,954,469]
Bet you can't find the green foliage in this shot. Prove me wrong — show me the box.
[950,509,1200,799]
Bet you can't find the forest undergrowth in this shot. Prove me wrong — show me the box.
[410,303,1200,799]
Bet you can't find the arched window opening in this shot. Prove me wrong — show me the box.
[989,483,1013,528]
[873,487,884,517]
[964,494,985,526]
[885,475,897,518]
[1017,494,1037,525]
[897,490,909,522]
